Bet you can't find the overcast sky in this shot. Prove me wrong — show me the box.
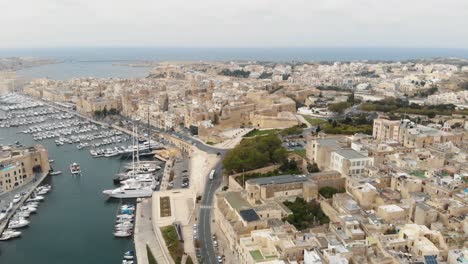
[1,0,468,48]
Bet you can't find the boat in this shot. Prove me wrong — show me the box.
[114,230,132,237]
[0,230,22,241]
[124,251,135,260]
[0,210,7,221]
[12,194,22,204]
[70,163,81,175]
[27,195,45,202]
[8,218,30,229]
[48,159,55,163]
[102,181,155,199]
[50,170,62,176]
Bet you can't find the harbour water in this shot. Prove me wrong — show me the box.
[0,123,134,263]
[16,61,152,80]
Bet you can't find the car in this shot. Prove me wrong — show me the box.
[193,224,198,229]
[217,256,223,263]
[213,240,218,247]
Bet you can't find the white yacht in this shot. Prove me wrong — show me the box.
[0,210,7,221]
[50,170,62,176]
[0,230,22,241]
[12,194,22,204]
[103,181,155,199]
[70,162,81,175]
[114,230,132,237]
[8,217,30,229]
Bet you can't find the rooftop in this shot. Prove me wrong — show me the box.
[316,138,343,148]
[334,149,367,159]
[247,174,308,186]
[225,192,251,211]
[239,209,261,222]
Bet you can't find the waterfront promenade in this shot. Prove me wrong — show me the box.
[134,197,173,264]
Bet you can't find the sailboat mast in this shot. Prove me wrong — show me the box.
[147,105,151,150]
[132,124,135,173]
[136,124,140,165]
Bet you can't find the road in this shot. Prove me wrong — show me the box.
[198,160,224,264]
[32,101,229,264]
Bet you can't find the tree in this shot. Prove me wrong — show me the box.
[307,163,320,173]
[319,186,345,198]
[328,102,351,114]
[223,134,287,174]
[102,106,108,116]
[347,92,355,105]
[109,108,118,115]
[283,197,329,230]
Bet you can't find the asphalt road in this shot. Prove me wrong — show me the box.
[198,157,224,264]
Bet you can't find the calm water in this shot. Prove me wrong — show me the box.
[16,61,152,80]
[1,47,468,80]
[2,47,468,62]
[0,125,133,264]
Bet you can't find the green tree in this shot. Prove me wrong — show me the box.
[319,186,345,198]
[328,102,351,114]
[307,163,320,173]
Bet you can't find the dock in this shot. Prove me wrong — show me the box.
[0,172,49,235]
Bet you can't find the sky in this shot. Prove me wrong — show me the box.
[1,0,468,49]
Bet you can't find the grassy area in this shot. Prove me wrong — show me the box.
[292,149,306,158]
[322,123,372,135]
[280,125,305,136]
[235,160,302,187]
[250,250,264,261]
[410,170,427,178]
[147,244,158,264]
[302,116,328,126]
[243,129,279,137]
[359,98,468,117]
[161,225,184,264]
[186,256,194,264]
[283,197,329,230]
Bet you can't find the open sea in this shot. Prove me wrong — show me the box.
[0,47,467,80]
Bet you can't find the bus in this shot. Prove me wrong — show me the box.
[209,169,215,180]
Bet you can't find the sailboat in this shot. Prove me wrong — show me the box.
[103,123,156,198]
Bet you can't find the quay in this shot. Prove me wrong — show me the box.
[0,172,49,235]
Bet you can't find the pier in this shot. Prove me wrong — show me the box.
[0,172,49,235]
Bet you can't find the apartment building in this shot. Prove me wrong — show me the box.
[373,118,400,142]
[330,149,374,177]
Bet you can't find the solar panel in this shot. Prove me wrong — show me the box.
[239,209,260,222]
[424,255,438,264]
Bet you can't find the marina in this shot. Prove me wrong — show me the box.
[0,94,143,264]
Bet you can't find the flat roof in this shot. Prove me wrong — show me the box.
[225,192,251,211]
[247,174,308,185]
[316,138,342,147]
[333,149,367,159]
